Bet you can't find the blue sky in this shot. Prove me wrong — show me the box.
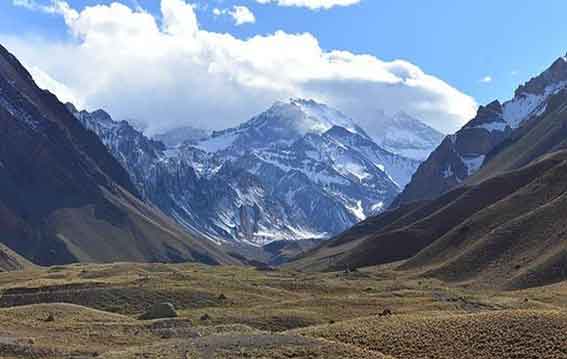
[1,0,566,134]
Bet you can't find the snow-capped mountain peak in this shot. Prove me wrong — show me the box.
[197,98,367,154]
[248,98,366,139]
[286,98,365,136]
[72,99,422,247]
[497,55,567,130]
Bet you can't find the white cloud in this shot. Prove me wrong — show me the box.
[229,6,256,25]
[480,75,492,83]
[5,0,477,135]
[256,0,360,10]
[14,0,78,22]
[212,5,256,26]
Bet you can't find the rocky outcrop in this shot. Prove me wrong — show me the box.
[515,55,567,97]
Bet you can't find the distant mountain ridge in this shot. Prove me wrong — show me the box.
[370,111,444,160]
[72,98,421,246]
[154,126,210,147]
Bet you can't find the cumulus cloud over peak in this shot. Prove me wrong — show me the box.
[7,0,477,135]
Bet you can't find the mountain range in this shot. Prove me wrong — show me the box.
[70,98,423,246]
[3,39,565,292]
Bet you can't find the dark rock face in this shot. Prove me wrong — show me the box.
[464,100,503,128]
[394,55,567,207]
[391,136,467,208]
[455,127,509,156]
[73,99,420,245]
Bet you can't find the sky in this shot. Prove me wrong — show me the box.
[1,0,567,135]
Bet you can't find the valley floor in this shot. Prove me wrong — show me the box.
[0,263,565,358]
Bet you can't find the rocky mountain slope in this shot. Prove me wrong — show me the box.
[394,55,567,206]
[0,44,236,266]
[291,150,567,289]
[72,99,420,246]
[290,55,567,289]
[370,111,444,160]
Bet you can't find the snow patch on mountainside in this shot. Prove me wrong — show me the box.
[344,200,365,221]
[472,121,508,132]
[504,79,567,129]
[462,155,485,176]
[442,164,455,179]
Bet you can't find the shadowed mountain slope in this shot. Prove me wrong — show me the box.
[0,44,236,266]
[0,243,34,271]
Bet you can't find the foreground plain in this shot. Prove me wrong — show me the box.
[0,263,565,358]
